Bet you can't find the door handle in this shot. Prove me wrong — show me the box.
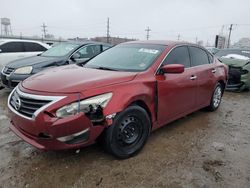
[190,75,197,80]
[211,69,216,73]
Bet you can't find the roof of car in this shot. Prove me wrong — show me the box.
[124,40,193,46]
[66,40,111,46]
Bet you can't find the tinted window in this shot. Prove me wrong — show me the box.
[0,42,24,53]
[76,45,102,59]
[102,45,111,51]
[162,46,190,68]
[23,42,47,52]
[189,46,209,66]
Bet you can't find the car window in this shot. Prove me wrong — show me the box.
[0,42,25,53]
[23,42,47,52]
[162,46,191,68]
[76,45,102,59]
[208,53,214,63]
[102,45,111,51]
[189,46,210,66]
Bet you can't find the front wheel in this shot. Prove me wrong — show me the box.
[103,105,151,159]
[206,83,223,111]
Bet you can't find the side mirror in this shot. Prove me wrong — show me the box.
[161,64,184,74]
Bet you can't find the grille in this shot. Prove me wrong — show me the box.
[3,67,15,75]
[10,90,52,118]
[228,66,241,85]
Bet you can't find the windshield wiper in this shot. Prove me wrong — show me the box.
[86,66,118,71]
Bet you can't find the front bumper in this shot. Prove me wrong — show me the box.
[8,87,105,151]
[10,111,105,151]
[226,66,250,91]
[1,72,30,89]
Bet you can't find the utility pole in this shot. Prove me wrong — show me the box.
[41,23,47,38]
[227,24,233,48]
[106,18,110,43]
[177,34,180,41]
[195,37,198,44]
[145,26,151,40]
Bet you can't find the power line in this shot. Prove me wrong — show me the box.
[227,24,233,48]
[41,22,47,38]
[145,26,151,40]
[106,17,110,43]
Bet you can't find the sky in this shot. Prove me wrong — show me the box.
[1,0,250,45]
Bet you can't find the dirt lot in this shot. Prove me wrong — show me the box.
[0,89,249,188]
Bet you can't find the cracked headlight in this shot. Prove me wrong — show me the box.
[56,93,113,119]
[14,66,33,74]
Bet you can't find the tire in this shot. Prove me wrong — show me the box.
[103,105,151,159]
[206,83,223,111]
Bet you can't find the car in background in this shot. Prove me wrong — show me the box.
[0,39,50,70]
[215,48,250,91]
[1,41,112,89]
[206,47,220,54]
[8,40,227,159]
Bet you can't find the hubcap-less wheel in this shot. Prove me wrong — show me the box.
[117,116,142,146]
[103,106,151,159]
[213,86,222,108]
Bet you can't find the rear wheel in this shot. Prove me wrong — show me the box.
[103,106,151,159]
[207,83,223,111]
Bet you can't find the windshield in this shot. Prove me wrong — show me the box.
[41,43,79,57]
[85,44,165,72]
[215,49,250,60]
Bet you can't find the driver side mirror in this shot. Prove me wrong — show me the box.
[160,64,184,74]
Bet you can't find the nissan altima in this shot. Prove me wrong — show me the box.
[8,40,228,159]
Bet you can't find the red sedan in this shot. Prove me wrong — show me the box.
[8,41,228,159]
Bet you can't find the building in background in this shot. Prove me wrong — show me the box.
[91,36,137,45]
[233,38,250,48]
[215,35,227,49]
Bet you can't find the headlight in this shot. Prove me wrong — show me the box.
[56,93,113,119]
[14,66,33,74]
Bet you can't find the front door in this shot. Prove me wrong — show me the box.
[156,46,197,126]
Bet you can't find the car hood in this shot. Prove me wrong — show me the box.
[6,55,63,69]
[22,65,138,93]
[219,57,250,68]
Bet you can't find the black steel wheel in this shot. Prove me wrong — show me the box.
[103,105,151,159]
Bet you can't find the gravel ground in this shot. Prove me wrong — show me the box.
[0,89,249,188]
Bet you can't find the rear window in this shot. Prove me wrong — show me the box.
[23,42,47,52]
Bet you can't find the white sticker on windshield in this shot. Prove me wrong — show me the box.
[138,48,159,54]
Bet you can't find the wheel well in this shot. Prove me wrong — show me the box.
[130,100,152,125]
[218,80,226,93]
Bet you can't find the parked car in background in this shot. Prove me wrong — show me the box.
[0,39,50,70]
[206,47,220,54]
[8,40,228,159]
[215,48,250,91]
[1,41,112,89]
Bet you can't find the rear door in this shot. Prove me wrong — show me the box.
[0,42,26,69]
[157,46,197,126]
[23,42,47,57]
[188,46,216,108]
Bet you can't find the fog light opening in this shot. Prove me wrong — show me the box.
[57,128,90,144]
